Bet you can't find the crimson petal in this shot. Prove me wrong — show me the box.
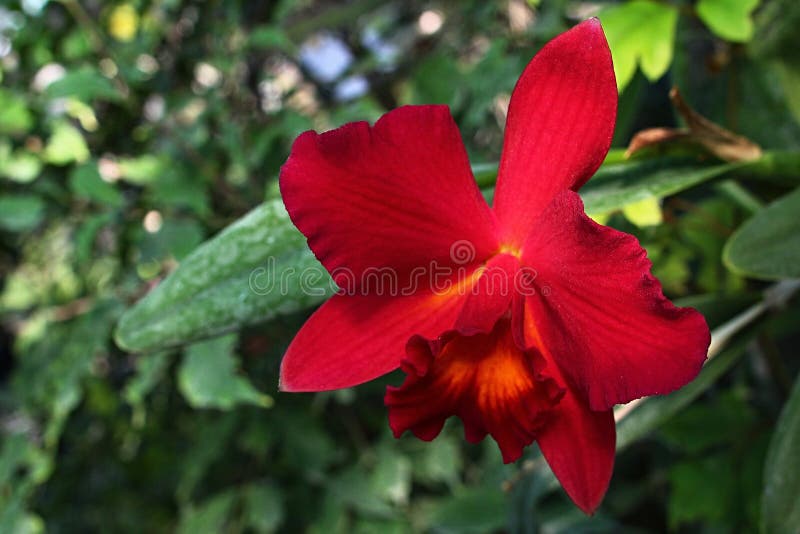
[279,288,469,392]
[519,302,615,515]
[280,105,497,290]
[537,385,616,515]
[521,190,710,410]
[493,18,617,246]
[455,253,520,335]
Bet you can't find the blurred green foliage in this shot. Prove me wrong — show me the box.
[1,0,799,532]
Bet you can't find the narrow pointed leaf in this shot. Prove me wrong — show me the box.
[580,157,743,215]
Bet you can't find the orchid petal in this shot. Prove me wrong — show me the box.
[521,190,710,410]
[494,18,617,246]
[280,105,497,291]
[280,287,469,392]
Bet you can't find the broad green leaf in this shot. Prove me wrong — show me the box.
[69,163,124,207]
[697,0,759,43]
[599,0,679,90]
[0,195,45,232]
[45,67,122,102]
[44,122,89,165]
[762,373,800,533]
[177,334,272,410]
[114,200,330,352]
[0,89,33,135]
[723,187,800,280]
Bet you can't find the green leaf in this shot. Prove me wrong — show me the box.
[177,334,272,410]
[123,352,171,408]
[69,163,124,207]
[668,453,736,529]
[11,300,122,449]
[177,490,237,534]
[242,483,284,534]
[724,187,800,280]
[114,200,330,352]
[620,196,663,227]
[762,373,800,533]
[697,0,760,43]
[581,157,743,216]
[137,218,205,262]
[616,338,750,450]
[0,150,42,183]
[371,446,412,506]
[776,62,800,126]
[247,27,294,52]
[410,435,462,488]
[660,390,756,454]
[44,67,122,102]
[326,466,395,518]
[117,155,165,185]
[478,155,752,213]
[0,195,45,232]
[599,0,679,90]
[175,415,237,503]
[424,487,508,534]
[0,89,34,135]
[44,122,90,165]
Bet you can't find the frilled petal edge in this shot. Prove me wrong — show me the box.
[521,190,710,410]
[385,319,564,463]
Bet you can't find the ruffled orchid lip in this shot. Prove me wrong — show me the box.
[385,318,565,464]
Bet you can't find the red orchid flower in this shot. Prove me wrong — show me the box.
[278,19,710,514]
